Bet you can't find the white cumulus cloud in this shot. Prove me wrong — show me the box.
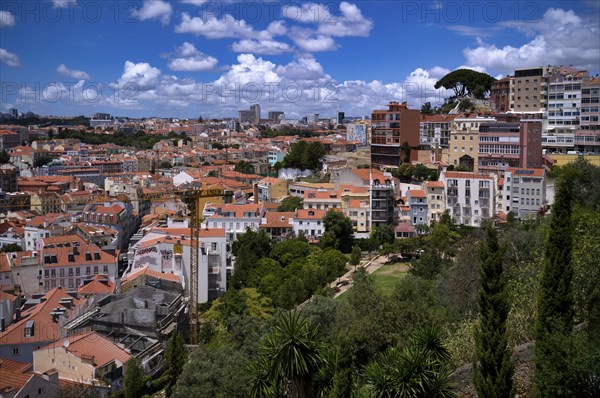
[133,0,173,25]
[0,48,20,67]
[167,42,218,71]
[464,8,600,72]
[0,11,16,28]
[52,0,77,8]
[57,64,91,80]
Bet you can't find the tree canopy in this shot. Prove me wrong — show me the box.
[434,69,496,99]
[282,140,325,171]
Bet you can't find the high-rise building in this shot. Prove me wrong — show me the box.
[370,101,420,168]
[250,104,261,122]
[544,68,590,152]
[268,111,284,121]
[509,66,556,113]
[578,77,600,152]
[238,110,255,124]
[337,111,345,125]
[307,114,320,124]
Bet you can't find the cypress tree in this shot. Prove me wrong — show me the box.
[534,175,575,397]
[164,331,188,396]
[474,224,514,398]
[124,357,145,398]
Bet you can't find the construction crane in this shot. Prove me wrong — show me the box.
[140,188,233,344]
[2,186,230,344]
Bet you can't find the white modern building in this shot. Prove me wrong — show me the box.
[439,170,497,227]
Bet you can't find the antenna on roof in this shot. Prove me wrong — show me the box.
[63,340,70,348]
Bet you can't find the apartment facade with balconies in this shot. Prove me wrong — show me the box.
[439,171,496,227]
[370,101,420,168]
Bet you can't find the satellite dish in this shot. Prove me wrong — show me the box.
[63,340,70,348]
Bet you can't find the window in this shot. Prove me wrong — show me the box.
[12,347,19,356]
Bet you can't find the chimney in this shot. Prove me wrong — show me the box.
[253,183,260,204]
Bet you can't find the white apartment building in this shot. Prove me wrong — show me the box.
[439,170,497,227]
[503,168,546,219]
[202,203,266,242]
[126,226,228,303]
[292,209,326,241]
[423,181,446,225]
[545,69,589,151]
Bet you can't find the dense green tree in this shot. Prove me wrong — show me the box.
[254,311,327,398]
[283,140,325,171]
[124,357,145,398]
[320,210,354,253]
[434,69,496,99]
[371,224,395,246]
[159,160,173,169]
[173,342,252,398]
[393,162,414,182]
[360,326,455,398]
[413,163,431,181]
[572,210,600,335]
[0,243,23,253]
[277,196,303,212]
[473,225,514,398]
[270,239,312,267]
[350,245,362,270]
[33,153,54,167]
[0,150,10,164]
[421,102,434,115]
[535,175,575,397]
[231,228,273,288]
[164,331,188,396]
[234,160,255,174]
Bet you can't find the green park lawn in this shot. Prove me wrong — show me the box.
[371,262,410,296]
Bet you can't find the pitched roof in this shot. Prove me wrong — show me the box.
[443,171,494,180]
[0,357,32,373]
[0,287,83,346]
[41,332,131,368]
[77,276,116,295]
[425,181,445,188]
[260,212,294,228]
[408,189,427,198]
[121,267,181,284]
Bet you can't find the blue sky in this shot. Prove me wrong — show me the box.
[1,0,599,118]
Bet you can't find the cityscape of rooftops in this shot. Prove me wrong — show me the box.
[0,1,599,397]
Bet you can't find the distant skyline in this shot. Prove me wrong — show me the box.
[1,0,599,118]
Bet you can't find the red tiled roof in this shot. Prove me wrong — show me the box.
[41,332,131,368]
[77,276,116,295]
[0,287,83,345]
[0,357,32,373]
[408,189,427,198]
[260,212,294,228]
[425,181,444,188]
[121,267,181,283]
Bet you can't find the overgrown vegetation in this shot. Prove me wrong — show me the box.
[166,160,600,397]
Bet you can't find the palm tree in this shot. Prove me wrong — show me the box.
[360,326,455,398]
[254,311,327,398]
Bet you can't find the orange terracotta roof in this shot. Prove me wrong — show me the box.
[260,212,294,228]
[0,357,32,373]
[0,367,32,392]
[77,276,116,295]
[409,189,427,198]
[0,287,83,346]
[121,266,181,283]
[425,181,444,188]
[41,246,115,268]
[295,209,327,219]
[41,332,131,368]
[507,167,545,177]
